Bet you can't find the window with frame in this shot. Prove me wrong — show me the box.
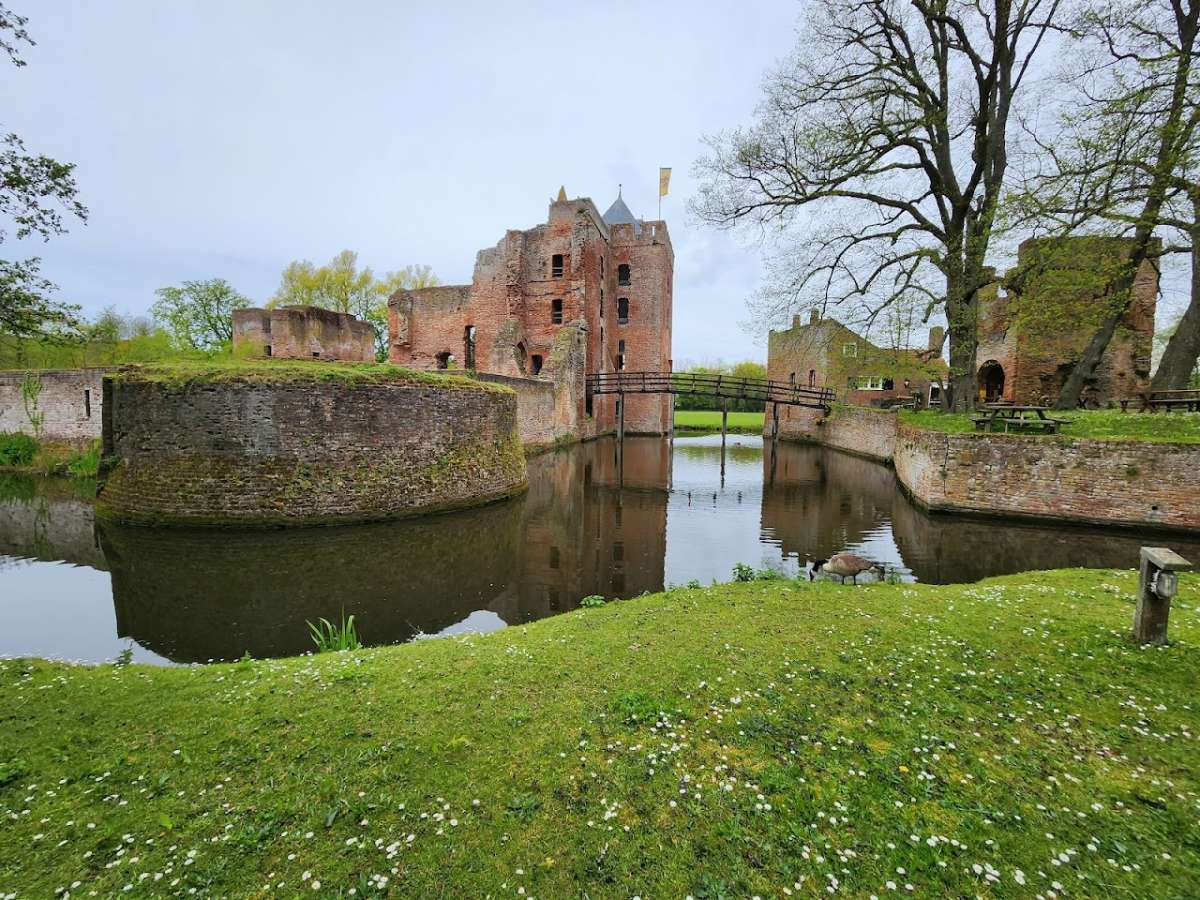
[854,375,887,390]
[551,254,565,278]
[617,339,626,371]
[551,298,563,324]
[617,297,629,324]
[842,342,858,357]
[618,263,631,286]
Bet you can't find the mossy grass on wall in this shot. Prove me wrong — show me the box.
[110,358,514,394]
[2,568,1197,896]
[901,408,1200,443]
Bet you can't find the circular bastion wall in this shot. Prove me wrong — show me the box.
[96,365,528,526]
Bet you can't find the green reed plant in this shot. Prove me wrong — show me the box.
[307,612,361,652]
[0,432,38,467]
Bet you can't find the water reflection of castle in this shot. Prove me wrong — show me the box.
[3,439,1198,664]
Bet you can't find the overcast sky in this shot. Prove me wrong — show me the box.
[5,0,806,365]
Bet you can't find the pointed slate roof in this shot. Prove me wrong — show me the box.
[602,187,641,233]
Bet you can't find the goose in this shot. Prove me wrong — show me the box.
[809,553,884,585]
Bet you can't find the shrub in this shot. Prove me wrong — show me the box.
[731,562,756,582]
[579,595,607,608]
[0,432,38,467]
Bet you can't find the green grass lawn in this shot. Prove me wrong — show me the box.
[674,409,765,432]
[3,569,1199,896]
[902,407,1200,443]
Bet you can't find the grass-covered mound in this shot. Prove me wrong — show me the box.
[2,569,1198,896]
[902,408,1200,443]
[110,359,511,393]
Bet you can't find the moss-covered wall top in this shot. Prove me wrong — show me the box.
[97,362,527,527]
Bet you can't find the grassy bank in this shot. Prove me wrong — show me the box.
[3,569,1198,896]
[0,434,101,478]
[902,408,1200,443]
[675,409,765,433]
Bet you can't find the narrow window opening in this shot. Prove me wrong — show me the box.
[530,354,544,376]
[808,369,816,387]
[312,351,320,358]
[84,389,91,419]
[551,254,564,278]
[551,298,563,324]
[789,372,796,385]
[617,339,626,371]
[464,325,477,369]
[436,350,452,369]
[617,297,630,324]
[618,264,631,286]
[585,390,594,417]
[264,345,273,357]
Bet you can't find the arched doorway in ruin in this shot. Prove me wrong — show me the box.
[977,360,1005,403]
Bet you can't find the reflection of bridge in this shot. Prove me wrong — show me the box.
[586,371,834,440]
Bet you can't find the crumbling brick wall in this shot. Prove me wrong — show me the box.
[0,368,108,441]
[973,237,1158,406]
[233,306,375,362]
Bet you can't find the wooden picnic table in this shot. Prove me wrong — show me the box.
[1123,389,1200,412]
[971,404,1070,434]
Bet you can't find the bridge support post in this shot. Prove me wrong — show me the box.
[721,398,728,446]
[771,402,780,444]
[617,394,625,444]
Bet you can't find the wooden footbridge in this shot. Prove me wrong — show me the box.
[586,371,834,441]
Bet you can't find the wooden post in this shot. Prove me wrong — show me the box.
[1134,547,1191,644]
[721,397,728,445]
[617,393,625,444]
[771,402,780,444]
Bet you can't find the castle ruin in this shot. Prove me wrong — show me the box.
[389,189,674,443]
[232,305,376,362]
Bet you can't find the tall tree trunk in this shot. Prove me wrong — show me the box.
[1151,193,1200,390]
[943,251,981,410]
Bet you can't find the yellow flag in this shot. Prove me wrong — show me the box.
[659,167,671,197]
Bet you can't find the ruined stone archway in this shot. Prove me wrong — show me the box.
[977,360,1005,403]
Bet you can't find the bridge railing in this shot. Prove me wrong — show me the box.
[585,371,833,409]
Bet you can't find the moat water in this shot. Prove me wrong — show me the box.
[2,433,1198,665]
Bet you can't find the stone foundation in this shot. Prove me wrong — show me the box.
[97,365,527,526]
[770,405,1200,531]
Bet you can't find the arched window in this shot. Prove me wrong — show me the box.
[617,298,630,324]
[435,351,453,369]
[618,264,631,286]
[551,298,563,324]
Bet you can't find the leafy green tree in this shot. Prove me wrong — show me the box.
[674,362,768,411]
[151,279,249,352]
[694,0,1063,410]
[270,251,439,360]
[0,5,88,340]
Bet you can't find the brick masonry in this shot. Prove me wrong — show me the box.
[0,368,108,441]
[97,371,528,526]
[771,405,1200,531]
[389,192,673,441]
[233,306,375,362]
